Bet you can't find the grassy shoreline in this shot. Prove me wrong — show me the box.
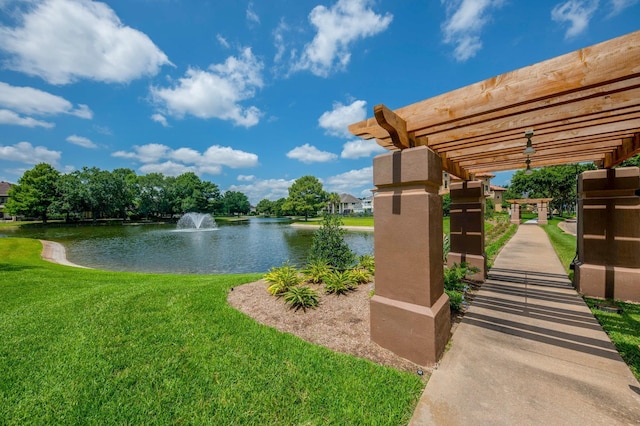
[0,238,423,424]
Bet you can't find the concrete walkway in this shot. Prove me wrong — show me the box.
[411,224,640,425]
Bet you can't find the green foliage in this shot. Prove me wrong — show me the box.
[617,153,640,168]
[284,176,328,221]
[308,214,355,270]
[541,219,577,274]
[282,286,320,311]
[256,198,274,216]
[348,268,372,285]
[324,271,357,295]
[485,198,495,219]
[303,259,333,284]
[442,193,451,216]
[443,263,478,312]
[223,190,250,216]
[6,163,60,223]
[264,262,303,295]
[0,238,424,425]
[356,254,375,274]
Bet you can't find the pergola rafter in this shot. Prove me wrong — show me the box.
[348,30,640,177]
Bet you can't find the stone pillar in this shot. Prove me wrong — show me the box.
[538,201,548,225]
[372,146,450,366]
[510,203,520,224]
[447,181,487,281]
[575,167,640,302]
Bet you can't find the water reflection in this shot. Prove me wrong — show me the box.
[0,218,374,274]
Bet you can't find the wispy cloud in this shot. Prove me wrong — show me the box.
[551,0,599,39]
[246,2,260,25]
[325,166,373,194]
[228,178,295,205]
[0,109,54,128]
[441,0,505,61]
[340,139,385,159]
[0,0,171,84]
[66,135,97,149]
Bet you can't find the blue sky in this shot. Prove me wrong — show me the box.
[1,0,638,204]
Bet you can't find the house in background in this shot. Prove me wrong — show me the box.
[440,173,507,211]
[338,193,363,214]
[361,196,374,214]
[0,181,13,220]
[491,185,507,212]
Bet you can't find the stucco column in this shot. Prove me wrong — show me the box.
[447,181,486,281]
[575,167,640,302]
[538,201,548,225]
[510,203,520,224]
[372,146,450,366]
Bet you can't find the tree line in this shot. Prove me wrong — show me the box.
[6,163,250,223]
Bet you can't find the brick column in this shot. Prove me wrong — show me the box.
[372,146,450,366]
[447,181,486,281]
[576,167,640,302]
[510,203,520,224]
[538,201,548,225]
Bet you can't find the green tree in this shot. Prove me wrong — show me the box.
[327,192,341,214]
[111,168,137,219]
[284,175,328,221]
[256,198,274,216]
[136,173,169,219]
[442,193,451,216]
[272,198,288,217]
[6,163,60,223]
[223,191,250,216]
[308,214,355,269]
[618,153,640,168]
[53,172,85,221]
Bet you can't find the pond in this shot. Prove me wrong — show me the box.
[0,217,374,274]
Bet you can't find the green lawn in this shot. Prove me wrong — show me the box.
[0,238,423,425]
[541,218,577,273]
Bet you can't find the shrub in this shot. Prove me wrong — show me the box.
[303,259,333,284]
[324,271,356,295]
[443,262,478,311]
[446,289,464,312]
[308,214,355,270]
[264,262,303,296]
[356,254,375,274]
[349,268,372,285]
[283,286,320,311]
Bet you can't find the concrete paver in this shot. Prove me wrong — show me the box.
[410,224,640,425]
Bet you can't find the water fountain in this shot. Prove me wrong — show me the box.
[176,212,217,230]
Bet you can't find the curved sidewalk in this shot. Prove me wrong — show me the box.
[411,224,640,425]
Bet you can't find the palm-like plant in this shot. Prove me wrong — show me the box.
[303,259,333,284]
[356,254,375,275]
[283,286,320,311]
[324,271,357,295]
[264,262,303,296]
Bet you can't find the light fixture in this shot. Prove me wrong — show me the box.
[523,130,536,155]
[525,156,533,175]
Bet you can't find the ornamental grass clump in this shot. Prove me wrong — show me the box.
[303,259,333,284]
[356,254,375,275]
[264,262,303,296]
[324,271,357,295]
[348,268,372,285]
[283,286,320,311]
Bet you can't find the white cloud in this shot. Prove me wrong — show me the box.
[273,20,289,64]
[292,0,392,77]
[0,82,92,119]
[139,161,197,177]
[228,178,295,205]
[66,135,97,148]
[608,0,639,15]
[0,0,171,84]
[0,109,54,128]
[551,1,599,38]
[151,113,169,127]
[0,141,61,165]
[150,48,264,127]
[441,0,505,61]
[216,34,230,48]
[325,166,373,194]
[113,143,258,176]
[340,139,385,159]
[286,143,338,164]
[246,2,260,24]
[237,174,255,181]
[318,100,367,138]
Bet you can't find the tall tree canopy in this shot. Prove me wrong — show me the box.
[223,191,250,216]
[284,176,328,221]
[6,163,60,223]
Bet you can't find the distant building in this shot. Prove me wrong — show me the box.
[440,173,507,211]
[361,196,374,214]
[0,181,13,220]
[491,185,507,212]
[338,193,363,214]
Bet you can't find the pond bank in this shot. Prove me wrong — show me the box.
[40,240,90,269]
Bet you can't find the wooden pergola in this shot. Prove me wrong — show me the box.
[349,30,640,179]
[347,30,640,366]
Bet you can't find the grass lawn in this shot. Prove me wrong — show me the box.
[0,238,423,425]
[541,218,577,273]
